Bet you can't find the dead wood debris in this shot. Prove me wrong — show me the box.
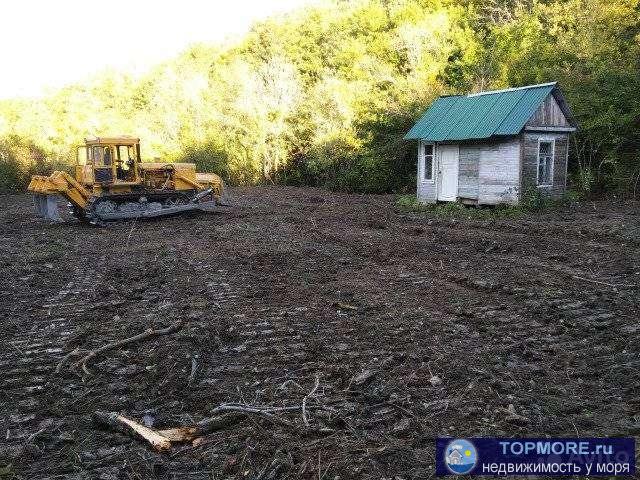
[92,411,172,452]
[54,347,82,373]
[7,191,638,477]
[93,386,336,451]
[56,320,186,375]
[302,374,320,426]
[352,369,376,386]
[334,302,358,311]
[187,356,198,387]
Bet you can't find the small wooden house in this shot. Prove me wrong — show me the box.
[404,82,577,205]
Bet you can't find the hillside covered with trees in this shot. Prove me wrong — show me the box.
[1,0,638,194]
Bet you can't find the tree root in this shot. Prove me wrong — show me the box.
[67,320,185,375]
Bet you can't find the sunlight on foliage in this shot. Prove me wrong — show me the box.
[0,0,638,194]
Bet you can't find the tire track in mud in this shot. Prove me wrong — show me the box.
[435,265,639,435]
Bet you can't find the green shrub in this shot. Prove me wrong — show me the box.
[396,194,426,211]
[179,143,231,182]
[0,157,23,192]
[519,187,550,212]
[0,136,72,192]
[561,189,584,203]
[395,195,530,219]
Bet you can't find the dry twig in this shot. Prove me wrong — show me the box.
[209,404,294,428]
[188,356,198,387]
[302,375,320,427]
[26,427,47,445]
[55,347,85,373]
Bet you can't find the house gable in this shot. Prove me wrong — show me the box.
[526,93,568,127]
[524,89,577,133]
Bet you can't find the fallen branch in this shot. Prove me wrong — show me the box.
[92,411,172,452]
[73,320,185,375]
[55,347,85,373]
[302,375,320,427]
[335,302,357,311]
[159,412,246,442]
[93,401,337,452]
[26,427,47,445]
[188,357,198,387]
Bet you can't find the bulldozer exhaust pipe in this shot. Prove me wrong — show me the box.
[33,194,63,222]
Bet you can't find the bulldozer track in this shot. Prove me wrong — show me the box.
[0,187,638,479]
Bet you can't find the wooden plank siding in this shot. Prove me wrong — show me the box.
[526,94,569,128]
[458,145,480,200]
[521,133,569,199]
[477,137,520,205]
[416,140,437,203]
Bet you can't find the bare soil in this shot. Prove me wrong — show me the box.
[0,187,639,479]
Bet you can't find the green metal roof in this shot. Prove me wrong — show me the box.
[404,82,559,141]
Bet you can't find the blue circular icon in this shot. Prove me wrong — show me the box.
[444,439,478,475]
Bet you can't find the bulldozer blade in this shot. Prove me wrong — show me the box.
[94,200,223,221]
[33,194,63,222]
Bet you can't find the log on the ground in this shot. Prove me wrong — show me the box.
[158,413,244,442]
[92,411,172,452]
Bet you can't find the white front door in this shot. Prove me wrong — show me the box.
[437,145,459,201]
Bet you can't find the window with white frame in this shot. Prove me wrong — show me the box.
[537,139,554,186]
[423,143,435,181]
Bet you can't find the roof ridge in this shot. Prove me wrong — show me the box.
[467,82,557,98]
[404,82,567,141]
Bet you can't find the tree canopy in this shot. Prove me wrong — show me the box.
[1,0,639,194]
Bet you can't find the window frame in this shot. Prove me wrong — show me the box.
[536,138,555,187]
[90,146,103,166]
[76,146,88,165]
[422,142,436,182]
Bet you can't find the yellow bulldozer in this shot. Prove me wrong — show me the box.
[28,136,224,224]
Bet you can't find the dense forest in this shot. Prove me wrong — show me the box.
[0,0,639,195]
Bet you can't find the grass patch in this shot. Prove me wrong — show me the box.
[0,464,16,480]
[396,191,581,219]
[395,194,523,219]
[27,241,66,263]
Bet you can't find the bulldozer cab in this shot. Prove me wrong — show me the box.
[76,136,141,186]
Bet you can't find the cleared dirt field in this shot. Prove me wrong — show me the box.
[1,187,639,479]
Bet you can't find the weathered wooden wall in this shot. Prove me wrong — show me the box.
[453,139,520,204]
[521,133,569,198]
[477,138,520,205]
[417,138,521,205]
[526,94,569,127]
[416,140,437,203]
[458,145,480,200]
